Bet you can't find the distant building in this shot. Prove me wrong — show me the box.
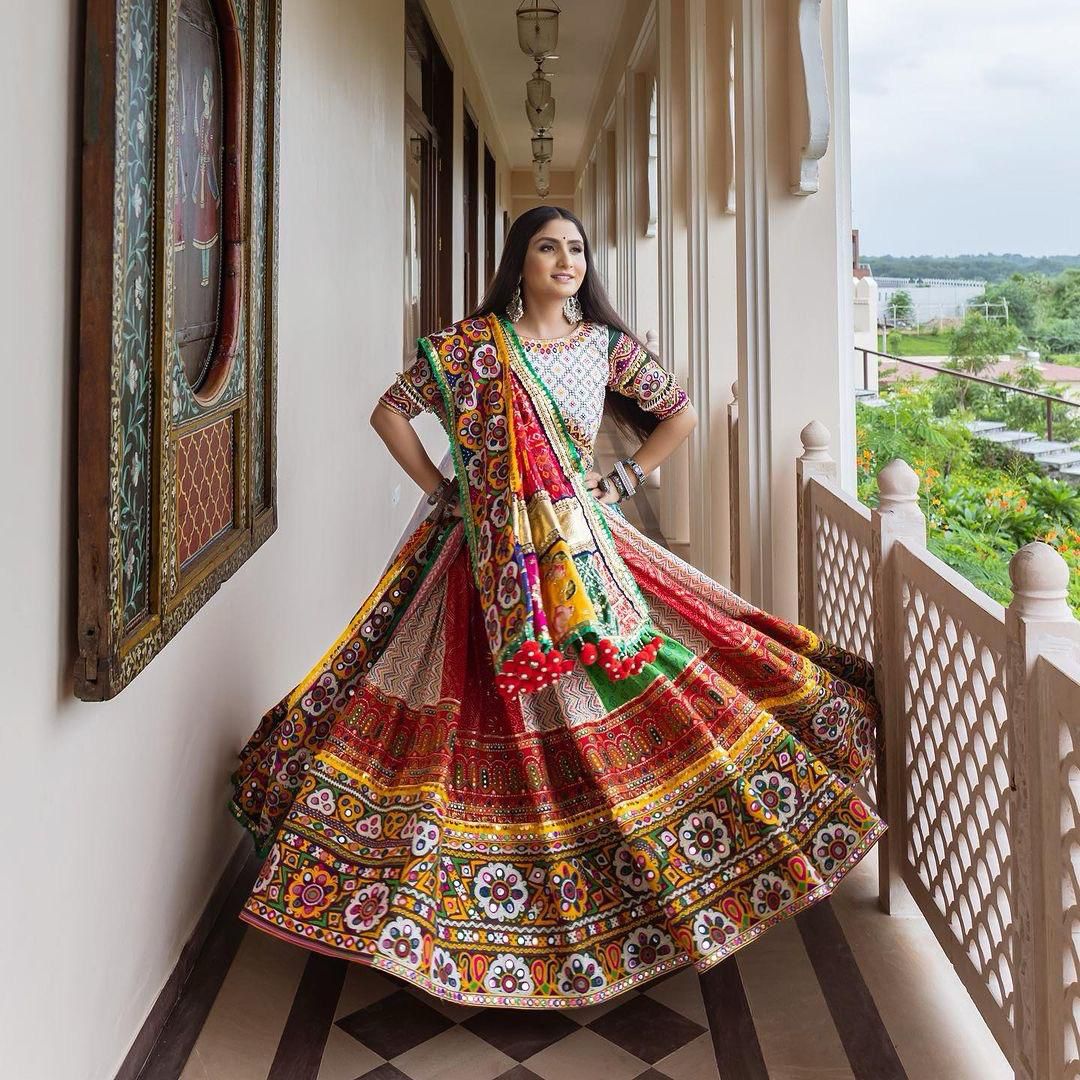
[873,275,987,325]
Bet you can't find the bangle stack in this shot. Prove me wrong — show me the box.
[426,476,458,514]
[605,457,647,503]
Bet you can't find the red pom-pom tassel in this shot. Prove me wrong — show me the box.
[498,633,665,691]
[496,638,584,698]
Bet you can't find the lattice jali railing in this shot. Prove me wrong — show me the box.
[809,487,873,661]
[795,422,1080,1078]
[897,544,1016,1049]
[1042,656,1080,1080]
[797,426,883,821]
[1061,705,1080,1075]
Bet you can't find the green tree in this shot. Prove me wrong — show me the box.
[938,311,1021,410]
[978,272,1045,336]
[856,387,1080,617]
[994,364,1080,442]
[1041,317,1080,356]
[863,253,1080,283]
[1047,267,1080,320]
[886,290,914,326]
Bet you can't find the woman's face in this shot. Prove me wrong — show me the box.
[520,219,587,308]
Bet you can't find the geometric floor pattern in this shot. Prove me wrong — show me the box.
[170,853,1012,1080]
[325,965,713,1080]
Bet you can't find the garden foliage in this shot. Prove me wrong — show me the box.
[856,381,1080,617]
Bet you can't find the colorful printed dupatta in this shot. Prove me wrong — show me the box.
[419,314,662,699]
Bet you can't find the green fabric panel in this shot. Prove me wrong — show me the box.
[582,632,697,712]
[576,554,619,635]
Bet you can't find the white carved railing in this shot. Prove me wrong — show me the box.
[794,420,877,816]
[795,422,1080,1080]
[895,538,1016,1051]
[797,419,873,661]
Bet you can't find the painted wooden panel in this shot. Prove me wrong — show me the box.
[76,0,281,699]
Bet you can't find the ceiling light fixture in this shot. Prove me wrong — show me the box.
[516,1,560,60]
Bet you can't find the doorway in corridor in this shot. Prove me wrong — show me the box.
[404,0,452,353]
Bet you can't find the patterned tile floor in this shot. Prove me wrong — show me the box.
[158,432,1013,1080]
[317,964,714,1080]
[167,853,1010,1080]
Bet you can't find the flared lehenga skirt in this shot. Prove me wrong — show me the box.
[229,502,886,1009]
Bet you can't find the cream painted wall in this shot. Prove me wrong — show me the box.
[561,0,854,611]
[685,0,739,583]
[574,0,654,177]
[510,168,578,219]
[631,70,661,342]
[657,0,692,547]
[572,0,697,550]
[0,0,513,1076]
[760,0,851,620]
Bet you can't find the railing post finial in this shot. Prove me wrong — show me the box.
[1008,541,1073,621]
[796,420,837,633]
[877,458,920,514]
[799,419,832,462]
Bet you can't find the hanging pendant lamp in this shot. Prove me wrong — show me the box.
[516,1,560,60]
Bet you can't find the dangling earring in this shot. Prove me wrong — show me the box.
[506,283,524,323]
[563,293,583,325]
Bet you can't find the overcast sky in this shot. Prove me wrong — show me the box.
[849,1,1080,257]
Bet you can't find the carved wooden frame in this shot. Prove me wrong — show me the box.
[76,0,281,700]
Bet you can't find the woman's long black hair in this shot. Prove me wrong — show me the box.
[469,205,662,443]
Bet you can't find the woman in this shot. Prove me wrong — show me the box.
[229,206,885,1009]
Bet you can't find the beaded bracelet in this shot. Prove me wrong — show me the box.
[426,476,456,508]
[605,458,648,504]
[609,470,630,503]
[606,466,633,502]
[623,457,647,488]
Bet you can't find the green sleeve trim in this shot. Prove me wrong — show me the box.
[418,334,481,563]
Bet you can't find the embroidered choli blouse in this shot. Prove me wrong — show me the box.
[377,321,689,471]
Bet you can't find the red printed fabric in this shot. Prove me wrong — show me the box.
[228,316,885,1011]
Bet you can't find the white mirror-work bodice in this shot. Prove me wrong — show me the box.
[518,322,610,471]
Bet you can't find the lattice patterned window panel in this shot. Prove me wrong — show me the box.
[811,494,874,662]
[898,544,1015,1044]
[76,0,281,699]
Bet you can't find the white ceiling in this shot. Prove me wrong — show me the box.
[452,0,627,170]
